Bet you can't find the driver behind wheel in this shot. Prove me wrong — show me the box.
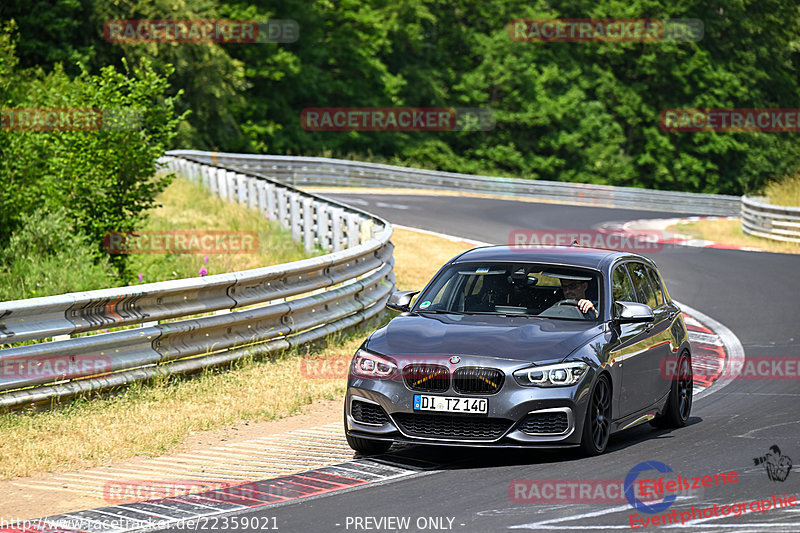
[561,279,598,318]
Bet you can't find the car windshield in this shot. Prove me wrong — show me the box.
[414,262,602,321]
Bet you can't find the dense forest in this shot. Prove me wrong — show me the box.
[2,0,800,255]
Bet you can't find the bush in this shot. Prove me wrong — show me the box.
[0,208,120,301]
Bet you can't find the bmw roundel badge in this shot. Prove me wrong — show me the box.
[449,356,461,364]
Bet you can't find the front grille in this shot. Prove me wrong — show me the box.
[351,400,390,426]
[518,412,569,434]
[392,413,512,440]
[453,367,504,394]
[403,364,450,392]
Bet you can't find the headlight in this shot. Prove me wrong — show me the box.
[513,361,588,387]
[351,349,397,378]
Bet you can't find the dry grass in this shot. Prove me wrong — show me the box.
[127,178,320,284]
[763,174,800,207]
[667,219,800,255]
[391,227,476,290]
[0,227,476,480]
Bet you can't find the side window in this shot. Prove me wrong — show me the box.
[645,265,664,307]
[430,277,453,305]
[612,264,636,303]
[629,262,657,309]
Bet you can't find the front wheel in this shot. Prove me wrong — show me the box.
[345,433,392,455]
[651,352,692,428]
[344,409,392,455]
[580,374,612,456]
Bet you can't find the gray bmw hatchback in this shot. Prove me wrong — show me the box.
[344,245,692,456]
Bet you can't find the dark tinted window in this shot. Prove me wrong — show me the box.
[629,262,657,309]
[415,262,601,320]
[612,264,636,303]
[645,265,664,307]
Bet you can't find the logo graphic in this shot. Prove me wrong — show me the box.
[449,356,461,364]
[625,461,677,513]
[103,19,299,44]
[754,445,792,482]
[103,230,258,254]
[300,107,495,132]
[508,19,703,43]
[660,109,800,132]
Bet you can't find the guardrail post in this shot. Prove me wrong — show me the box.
[236,174,247,205]
[248,177,258,210]
[209,166,219,196]
[217,169,229,199]
[200,165,211,189]
[360,219,373,244]
[257,181,268,216]
[266,183,277,220]
[331,208,344,251]
[346,213,359,248]
[302,197,314,252]
[277,189,288,229]
[289,193,301,241]
[317,204,330,250]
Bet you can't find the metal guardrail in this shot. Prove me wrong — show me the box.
[741,195,800,243]
[0,157,395,409]
[166,150,742,216]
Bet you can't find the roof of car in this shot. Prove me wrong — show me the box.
[451,245,641,270]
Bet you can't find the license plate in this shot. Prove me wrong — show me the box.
[413,395,487,414]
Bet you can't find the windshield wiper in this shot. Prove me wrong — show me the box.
[416,309,469,315]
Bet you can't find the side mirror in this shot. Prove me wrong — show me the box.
[614,301,654,324]
[386,290,419,312]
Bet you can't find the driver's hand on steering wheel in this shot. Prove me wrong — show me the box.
[578,299,598,317]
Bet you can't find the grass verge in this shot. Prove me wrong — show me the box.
[0,177,316,301]
[0,227,475,479]
[667,219,800,254]
[127,177,319,283]
[763,174,800,207]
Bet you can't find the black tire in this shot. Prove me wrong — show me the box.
[343,408,392,455]
[651,352,692,428]
[345,432,392,455]
[580,374,612,456]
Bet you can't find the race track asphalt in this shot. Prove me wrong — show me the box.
[150,193,800,533]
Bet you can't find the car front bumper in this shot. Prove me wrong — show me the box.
[344,364,596,447]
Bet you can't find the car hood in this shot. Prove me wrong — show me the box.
[365,313,604,364]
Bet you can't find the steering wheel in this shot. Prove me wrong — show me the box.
[539,299,587,319]
[552,299,580,307]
